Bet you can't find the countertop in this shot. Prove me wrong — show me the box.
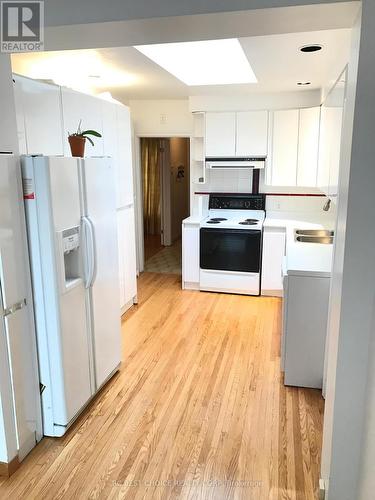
[265,212,334,278]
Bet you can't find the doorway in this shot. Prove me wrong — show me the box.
[140,137,190,275]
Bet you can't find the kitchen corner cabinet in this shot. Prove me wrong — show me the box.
[182,223,200,289]
[205,111,268,157]
[261,228,286,296]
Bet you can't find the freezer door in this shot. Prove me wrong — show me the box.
[81,157,121,389]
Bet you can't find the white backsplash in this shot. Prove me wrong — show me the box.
[205,169,253,193]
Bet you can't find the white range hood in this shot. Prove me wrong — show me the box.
[206,157,266,170]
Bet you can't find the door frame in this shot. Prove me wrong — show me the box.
[134,134,192,273]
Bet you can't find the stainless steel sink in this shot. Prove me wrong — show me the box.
[295,235,334,244]
[295,229,334,237]
[294,229,334,244]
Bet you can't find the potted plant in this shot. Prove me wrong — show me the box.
[68,120,102,157]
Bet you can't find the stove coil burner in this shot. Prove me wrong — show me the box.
[206,220,221,224]
[210,218,227,222]
[239,219,259,226]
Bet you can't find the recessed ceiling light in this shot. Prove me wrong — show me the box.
[300,44,323,53]
[134,39,257,86]
[297,81,311,85]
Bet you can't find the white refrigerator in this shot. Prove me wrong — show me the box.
[22,155,121,437]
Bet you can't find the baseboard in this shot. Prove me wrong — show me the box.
[261,289,283,297]
[0,456,20,478]
[182,281,199,290]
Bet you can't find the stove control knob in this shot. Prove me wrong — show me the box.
[244,200,250,208]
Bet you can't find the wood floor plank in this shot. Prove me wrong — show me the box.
[0,272,324,500]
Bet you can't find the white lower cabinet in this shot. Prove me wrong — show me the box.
[282,273,330,388]
[261,228,286,296]
[182,222,200,289]
[117,206,138,313]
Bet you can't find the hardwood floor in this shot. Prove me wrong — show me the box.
[0,273,324,499]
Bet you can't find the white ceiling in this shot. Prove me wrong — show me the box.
[11,28,351,101]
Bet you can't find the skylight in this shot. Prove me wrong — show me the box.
[134,39,257,86]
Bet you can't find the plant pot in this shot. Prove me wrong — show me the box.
[68,135,86,157]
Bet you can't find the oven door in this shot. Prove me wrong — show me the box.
[200,228,262,273]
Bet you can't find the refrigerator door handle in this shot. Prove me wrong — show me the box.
[82,216,95,289]
[87,217,97,287]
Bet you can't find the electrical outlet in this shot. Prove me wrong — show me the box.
[160,113,167,124]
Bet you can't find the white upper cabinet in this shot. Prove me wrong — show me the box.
[318,68,347,198]
[0,58,18,153]
[61,88,104,157]
[269,109,299,186]
[236,111,268,157]
[205,112,236,157]
[101,101,122,207]
[297,107,321,187]
[14,75,64,156]
[268,107,320,188]
[116,105,134,207]
[13,77,27,154]
[317,106,331,194]
[205,111,268,157]
[102,101,133,209]
[328,107,343,197]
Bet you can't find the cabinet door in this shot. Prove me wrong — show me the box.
[61,88,104,157]
[123,206,137,304]
[17,76,64,156]
[317,107,331,195]
[297,107,320,187]
[270,110,299,186]
[0,57,18,153]
[116,105,134,207]
[328,107,343,197]
[102,101,123,208]
[205,112,236,157]
[117,206,137,311]
[236,111,268,156]
[12,77,27,154]
[182,224,200,285]
[116,209,126,310]
[261,229,286,295]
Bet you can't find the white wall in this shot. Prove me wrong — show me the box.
[130,100,193,137]
[321,3,375,498]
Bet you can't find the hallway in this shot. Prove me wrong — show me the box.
[144,239,182,275]
[0,273,324,499]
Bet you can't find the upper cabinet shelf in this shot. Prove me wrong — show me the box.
[205,110,268,158]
